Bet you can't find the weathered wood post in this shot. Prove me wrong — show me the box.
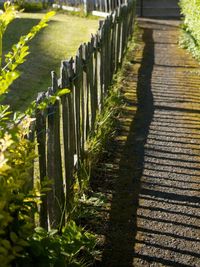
[83,0,89,14]
[47,72,65,229]
[61,60,75,218]
[36,92,48,230]
[140,0,143,17]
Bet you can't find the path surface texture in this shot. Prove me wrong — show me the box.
[98,19,200,266]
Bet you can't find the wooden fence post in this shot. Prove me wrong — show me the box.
[47,72,65,229]
[26,121,35,193]
[84,0,94,14]
[90,35,97,132]
[82,43,90,140]
[36,92,48,230]
[74,52,82,166]
[61,60,75,217]
[99,20,105,109]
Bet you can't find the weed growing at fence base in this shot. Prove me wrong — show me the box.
[73,19,139,189]
[71,78,123,235]
[16,221,97,266]
[83,21,140,181]
[72,74,124,199]
[87,87,122,167]
[76,23,140,262]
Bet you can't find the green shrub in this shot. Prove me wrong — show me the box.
[20,2,44,12]
[0,3,52,266]
[179,0,200,60]
[16,221,96,267]
[0,3,97,266]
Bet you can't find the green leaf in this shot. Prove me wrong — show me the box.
[56,88,70,97]
[49,229,58,236]
[10,232,18,243]
[1,239,11,249]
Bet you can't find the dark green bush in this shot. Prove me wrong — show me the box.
[15,221,97,267]
[20,2,44,12]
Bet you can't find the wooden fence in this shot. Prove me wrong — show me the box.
[31,0,136,230]
[54,0,128,14]
[86,0,127,13]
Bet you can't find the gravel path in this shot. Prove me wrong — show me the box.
[97,19,200,267]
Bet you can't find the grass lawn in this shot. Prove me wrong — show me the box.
[3,12,99,111]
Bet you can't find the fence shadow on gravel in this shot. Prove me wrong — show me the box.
[100,26,155,266]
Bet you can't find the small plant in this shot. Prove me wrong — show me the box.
[74,86,122,196]
[74,192,108,226]
[86,88,122,170]
[16,221,97,267]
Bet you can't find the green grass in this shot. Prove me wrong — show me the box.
[3,12,99,111]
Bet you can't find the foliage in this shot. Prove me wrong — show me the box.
[75,79,122,195]
[25,88,70,116]
[179,0,200,61]
[74,192,108,226]
[0,3,55,266]
[14,0,47,12]
[86,85,122,164]
[16,221,96,267]
[19,1,44,12]
[0,6,55,99]
[0,3,97,267]
[0,113,37,266]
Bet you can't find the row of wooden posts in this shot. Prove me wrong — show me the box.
[31,0,136,229]
[85,0,128,13]
[55,0,128,14]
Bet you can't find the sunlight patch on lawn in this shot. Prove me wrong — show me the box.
[3,12,99,111]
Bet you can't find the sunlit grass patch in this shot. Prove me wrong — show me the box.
[3,12,99,111]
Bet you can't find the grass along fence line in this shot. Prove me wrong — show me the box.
[29,0,136,230]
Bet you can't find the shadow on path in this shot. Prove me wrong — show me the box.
[100,26,155,266]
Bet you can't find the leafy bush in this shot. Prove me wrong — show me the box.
[0,4,55,266]
[16,221,96,267]
[179,0,200,60]
[0,114,37,266]
[0,3,97,266]
[0,3,78,266]
[20,2,44,12]
[14,0,46,12]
